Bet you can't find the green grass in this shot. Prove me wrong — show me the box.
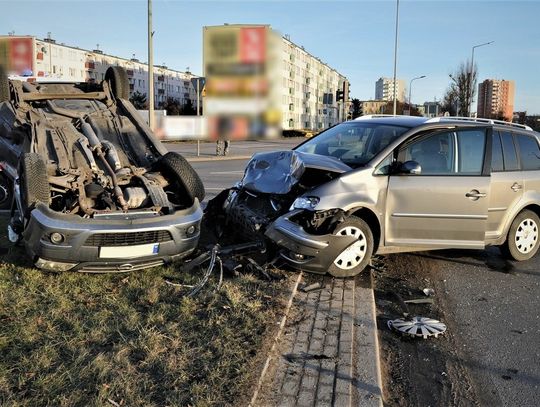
[0,217,289,406]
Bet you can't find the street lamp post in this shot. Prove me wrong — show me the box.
[469,41,493,117]
[407,75,426,115]
[392,0,400,115]
[147,0,155,130]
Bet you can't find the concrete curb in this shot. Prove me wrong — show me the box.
[249,272,303,407]
[352,275,384,406]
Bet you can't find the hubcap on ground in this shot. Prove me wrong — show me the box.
[515,218,538,254]
[333,226,367,270]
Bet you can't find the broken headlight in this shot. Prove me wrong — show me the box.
[290,196,320,211]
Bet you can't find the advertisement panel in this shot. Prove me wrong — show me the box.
[203,25,281,140]
[0,37,34,75]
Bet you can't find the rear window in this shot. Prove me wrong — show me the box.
[516,134,540,171]
[500,131,519,171]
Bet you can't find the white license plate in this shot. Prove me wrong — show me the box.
[99,243,159,259]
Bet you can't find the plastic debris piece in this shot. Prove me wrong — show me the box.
[423,288,435,296]
[388,316,447,339]
[404,298,435,304]
[302,282,322,292]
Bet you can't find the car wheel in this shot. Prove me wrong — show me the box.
[328,216,373,278]
[105,66,129,99]
[20,153,50,215]
[155,152,205,206]
[0,64,9,103]
[500,209,540,261]
[0,173,12,210]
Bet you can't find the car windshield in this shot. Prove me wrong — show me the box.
[295,121,410,167]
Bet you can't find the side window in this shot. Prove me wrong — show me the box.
[500,131,519,171]
[491,132,504,172]
[401,131,455,175]
[457,129,486,175]
[374,154,392,175]
[516,134,540,170]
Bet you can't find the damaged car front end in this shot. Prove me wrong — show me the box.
[212,119,411,277]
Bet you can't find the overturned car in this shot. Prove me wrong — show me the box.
[0,66,204,272]
[214,115,540,277]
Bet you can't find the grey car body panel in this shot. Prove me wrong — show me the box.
[24,201,202,270]
[264,210,357,273]
[242,150,351,194]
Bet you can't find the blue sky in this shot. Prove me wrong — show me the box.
[2,0,539,113]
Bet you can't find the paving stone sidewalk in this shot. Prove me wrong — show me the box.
[254,274,383,407]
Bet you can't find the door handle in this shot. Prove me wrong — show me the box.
[466,190,487,200]
[511,183,523,192]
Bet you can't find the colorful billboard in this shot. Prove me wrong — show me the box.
[203,25,281,140]
[0,37,34,76]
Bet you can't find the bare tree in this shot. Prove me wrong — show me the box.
[441,85,458,116]
[448,60,477,117]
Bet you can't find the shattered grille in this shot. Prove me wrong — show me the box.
[85,230,173,247]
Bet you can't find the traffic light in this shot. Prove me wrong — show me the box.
[336,90,344,102]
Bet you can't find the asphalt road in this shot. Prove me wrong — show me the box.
[421,247,540,406]
[166,138,303,201]
[167,138,540,405]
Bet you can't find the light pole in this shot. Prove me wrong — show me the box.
[147,0,155,130]
[392,0,400,115]
[469,41,493,117]
[408,75,426,115]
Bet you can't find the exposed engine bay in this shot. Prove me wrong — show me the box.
[207,150,351,239]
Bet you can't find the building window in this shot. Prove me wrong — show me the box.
[289,103,294,111]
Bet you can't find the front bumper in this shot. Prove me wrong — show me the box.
[265,209,356,274]
[23,201,203,272]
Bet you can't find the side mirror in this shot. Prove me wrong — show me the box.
[399,160,422,174]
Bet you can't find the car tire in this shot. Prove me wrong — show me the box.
[0,64,9,103]
[328,216,374,278]
[155,152,205,205]
[500,209,540,261]
[105,66,129,99]
[0,173,12,210]
[20,153,50,214]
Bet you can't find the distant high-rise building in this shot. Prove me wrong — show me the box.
[375,77,405,102]
[477,79,515,122]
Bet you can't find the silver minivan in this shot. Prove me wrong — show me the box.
[220,116,540,277]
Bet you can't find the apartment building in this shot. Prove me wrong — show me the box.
[477,79,515,122]
[280,35,349,130]
[203,25,349,133]
[0,34,200,109]
[375,77,405,102]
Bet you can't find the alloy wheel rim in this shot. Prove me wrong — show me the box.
[515,218,538,254]
[333,226,367,270]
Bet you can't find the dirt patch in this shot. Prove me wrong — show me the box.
[372,253,479,406]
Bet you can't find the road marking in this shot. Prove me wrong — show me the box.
[209,171,244,175]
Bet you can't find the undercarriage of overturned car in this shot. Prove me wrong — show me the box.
[0,66,204,271]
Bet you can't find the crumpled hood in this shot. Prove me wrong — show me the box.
[241,150,352,194]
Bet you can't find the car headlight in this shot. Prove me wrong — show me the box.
[290,196,320,211]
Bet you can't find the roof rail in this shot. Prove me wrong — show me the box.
[355,114,404,120]
[426,116,533,131]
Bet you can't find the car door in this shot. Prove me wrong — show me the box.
[385,128,490,249]
[485,130,523,241]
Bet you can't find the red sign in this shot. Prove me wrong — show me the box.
[9,37,33,75]
[239,27,266,64]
